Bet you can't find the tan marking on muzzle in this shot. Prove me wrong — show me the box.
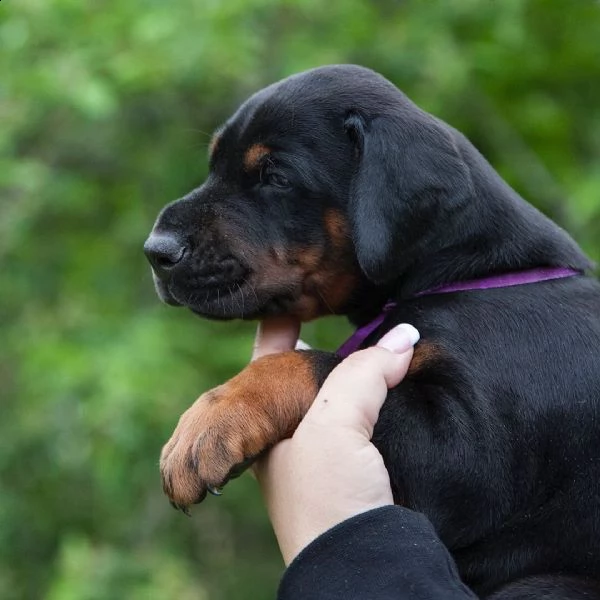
[324,208,351,250]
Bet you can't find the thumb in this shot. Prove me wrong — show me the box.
[304,324,420,438]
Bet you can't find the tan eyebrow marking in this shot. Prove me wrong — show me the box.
[209,132,221,158]
[243,143,271,172]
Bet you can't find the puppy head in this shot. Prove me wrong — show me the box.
[144,65,473,320]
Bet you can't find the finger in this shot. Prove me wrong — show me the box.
[252,316,301,360]
[304,324,420,437]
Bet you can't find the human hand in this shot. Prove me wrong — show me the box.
[253,319,419,565]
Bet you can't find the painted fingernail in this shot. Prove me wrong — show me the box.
[295,339,312,350]
[377,323,420,354]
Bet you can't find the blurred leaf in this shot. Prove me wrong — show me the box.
[2,0,600,598]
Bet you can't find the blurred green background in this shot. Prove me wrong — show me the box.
[2,0,600,598]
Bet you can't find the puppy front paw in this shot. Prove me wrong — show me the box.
[160,351,320,511]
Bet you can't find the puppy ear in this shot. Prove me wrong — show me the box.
[344,109,473,284]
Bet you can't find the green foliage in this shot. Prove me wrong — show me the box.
[2,0,599,597]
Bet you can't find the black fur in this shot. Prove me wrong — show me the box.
[145,65,600,598]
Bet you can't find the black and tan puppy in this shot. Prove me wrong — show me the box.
[144,65,600,597]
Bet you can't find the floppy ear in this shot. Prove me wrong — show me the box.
[344,109,474,284]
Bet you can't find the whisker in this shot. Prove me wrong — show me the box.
[181,128,213,138]
[236,282,246,316]
[228,286,237,314]
[316,288,334,314]
[243,278,260,305]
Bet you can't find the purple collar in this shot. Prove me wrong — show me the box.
[414,266,581,297]
[336,267,581,358]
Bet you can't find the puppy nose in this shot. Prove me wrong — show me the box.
[143,233,187,277]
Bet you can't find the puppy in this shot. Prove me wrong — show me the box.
[144,65,600,597]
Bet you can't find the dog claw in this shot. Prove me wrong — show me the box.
[207,485,223,496]
[170,500,192,516]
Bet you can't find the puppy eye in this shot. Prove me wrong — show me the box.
[265,172,291,189]
[259,159,292,190]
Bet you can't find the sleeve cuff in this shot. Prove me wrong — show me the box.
[277,505,476,600]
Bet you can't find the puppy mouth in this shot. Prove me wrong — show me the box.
[187,279,302,320]
[188,278,259,320]
[153,270,258,316]
[153,275,286,322]
[150,244,355,321]
[151,273,184,306]
[152,268,308,320]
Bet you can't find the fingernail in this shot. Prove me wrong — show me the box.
[295,339,312,351]
[377,323,420,354]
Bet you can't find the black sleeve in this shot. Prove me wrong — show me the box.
[277,505,478,600]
